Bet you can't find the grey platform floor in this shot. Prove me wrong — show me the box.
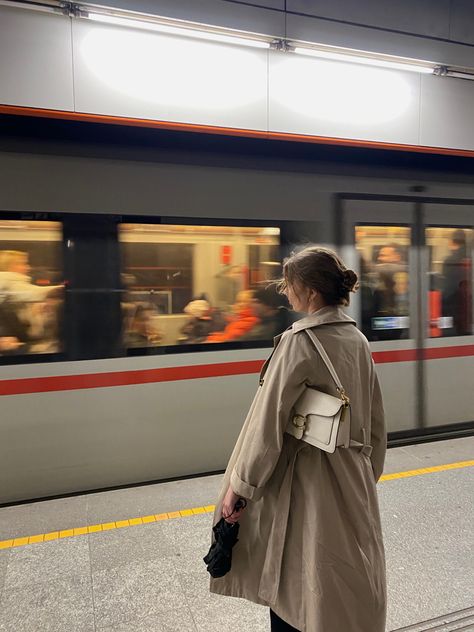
[0,437,473,632]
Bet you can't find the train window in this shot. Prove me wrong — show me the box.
[0,220,63,357]
[426,227,472,337]
[355,225,411,341]
[118,223,286,349]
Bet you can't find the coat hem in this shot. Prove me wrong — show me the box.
[209,586,303,631]
[209,584,271,609]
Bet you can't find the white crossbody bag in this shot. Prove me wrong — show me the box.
[285,329,351,454]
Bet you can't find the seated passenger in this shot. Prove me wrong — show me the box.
[178,298,214,344]
[0,250,63,350]
[206,290,259,343]
[126,304,163,348]
[0,250,62,303]
[240,286,292,341]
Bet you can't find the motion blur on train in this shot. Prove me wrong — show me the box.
[0,221,471,355]
[0,199,473,504]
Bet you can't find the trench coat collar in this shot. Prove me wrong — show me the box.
[291,305,356,333]
[271,306,355,349]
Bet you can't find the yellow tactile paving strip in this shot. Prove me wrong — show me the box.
[1,460,473,551]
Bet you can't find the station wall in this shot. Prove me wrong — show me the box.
[1,3,474,151]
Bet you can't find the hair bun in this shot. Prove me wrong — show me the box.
[342,269,358,291]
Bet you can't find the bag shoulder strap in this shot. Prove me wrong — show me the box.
[304,329,345,394]
[305,329,374,454]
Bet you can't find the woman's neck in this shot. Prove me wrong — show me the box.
[307,299,328,315]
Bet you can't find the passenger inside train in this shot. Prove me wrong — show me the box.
[125,303,163,348]
[0,235,63,355]
[440,229,472,336]
[206,290,259,343]
[241,286,293,340]
[178,296,217,344]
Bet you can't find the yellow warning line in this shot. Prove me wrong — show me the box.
[379,459,474,481]
[1,460,473,551]
[0,506,216,550]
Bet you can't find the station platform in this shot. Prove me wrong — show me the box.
[0,437,473,632]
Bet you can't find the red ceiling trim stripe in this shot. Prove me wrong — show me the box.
[2,105,474,158]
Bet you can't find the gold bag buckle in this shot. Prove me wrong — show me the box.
[338,389,350,423]
[292,414,306,439]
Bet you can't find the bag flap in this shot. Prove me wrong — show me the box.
[294,386,343,418]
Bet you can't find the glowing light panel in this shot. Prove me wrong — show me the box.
[80,27,267,110]
[271,56,414,125]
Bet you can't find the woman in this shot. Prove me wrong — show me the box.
[209,246,386,632]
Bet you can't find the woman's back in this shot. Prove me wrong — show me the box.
[210,247,386,632]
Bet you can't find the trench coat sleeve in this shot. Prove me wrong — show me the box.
[230,332,311,502]
[370,371,386,482]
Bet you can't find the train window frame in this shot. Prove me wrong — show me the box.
[117,214,289,358]
[0,212,66,366]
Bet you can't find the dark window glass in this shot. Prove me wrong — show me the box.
[426,227,472,337]
[355,225,411,341]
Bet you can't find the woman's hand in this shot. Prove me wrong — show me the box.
[222,485,246,524]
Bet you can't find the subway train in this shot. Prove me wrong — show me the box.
[0,115,473,504]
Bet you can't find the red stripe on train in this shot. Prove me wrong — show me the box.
[0,360,264,396]
[372,345,474,362]
[372,349,419,363]
[0,345,472,396]
[422,345,474,360]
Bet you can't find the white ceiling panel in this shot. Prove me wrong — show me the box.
[72,20,268,130]
[420,74,474,151]
[450,0,474,46]
[287,0,450,40]
[92,0,285,37]
[0,6,74,111]
[268,50,421,145]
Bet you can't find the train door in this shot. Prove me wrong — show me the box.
[422,203,473,427]
[339,199,419,433]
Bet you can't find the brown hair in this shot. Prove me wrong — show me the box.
[277,246,358,306]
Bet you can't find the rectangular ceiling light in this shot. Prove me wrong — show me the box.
[87,12,272,49]
[293,46,434,74]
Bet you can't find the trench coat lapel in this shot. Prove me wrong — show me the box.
[258,331,286,384]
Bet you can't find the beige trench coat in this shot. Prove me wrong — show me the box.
[210,306,387,632]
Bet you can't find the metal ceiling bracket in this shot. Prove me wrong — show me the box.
[433,65,449,76]
[59,1,82,17]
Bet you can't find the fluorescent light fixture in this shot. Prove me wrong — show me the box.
[87,12,271,49]
[293,46,434,74]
